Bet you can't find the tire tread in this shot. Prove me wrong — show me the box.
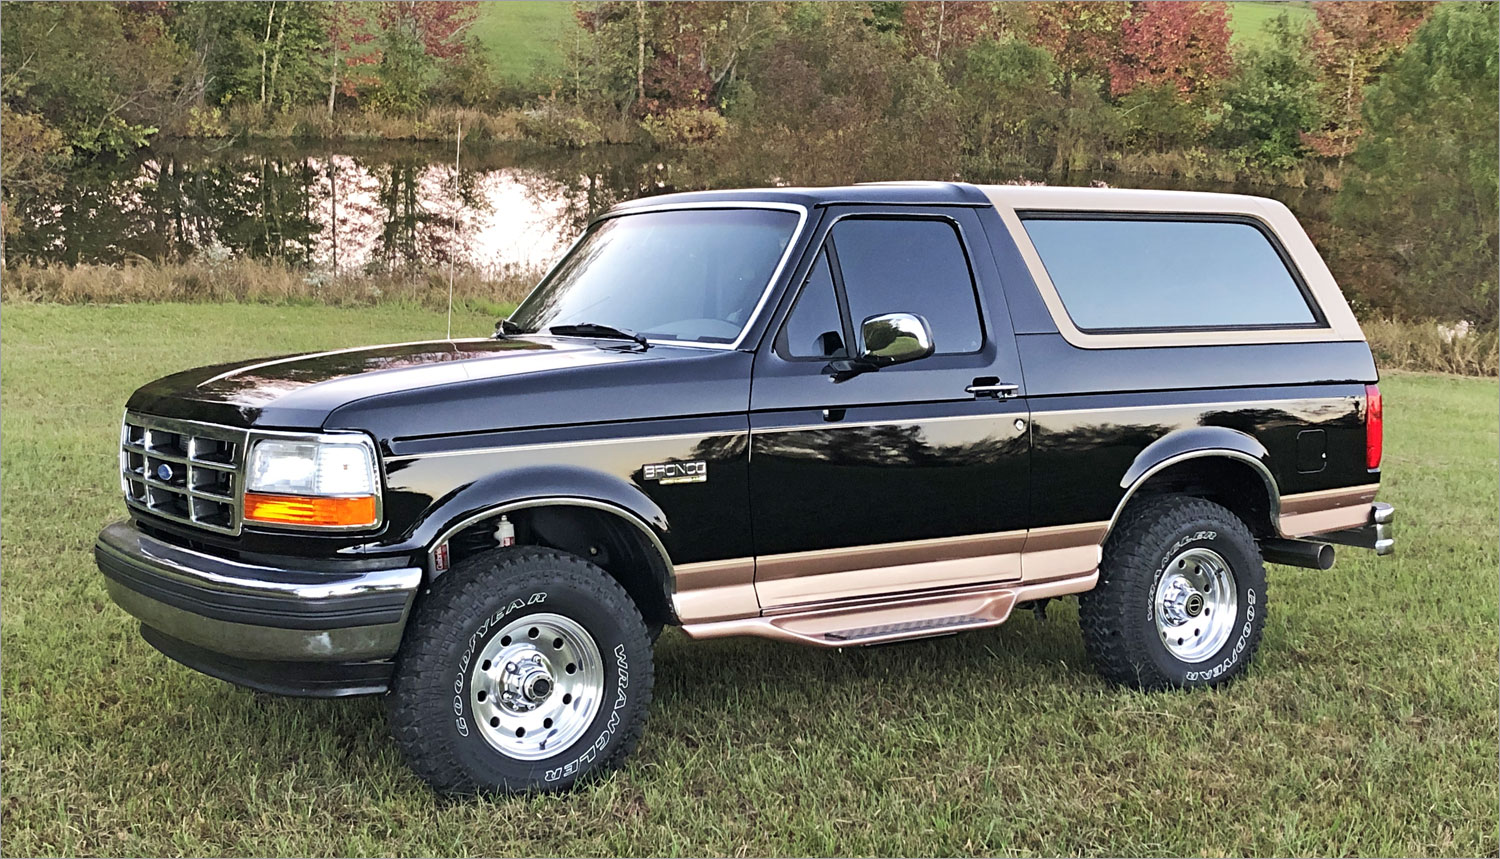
[1079,494,1265,690]
[387,547,654,795]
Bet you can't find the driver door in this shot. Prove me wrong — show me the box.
[747,206,1031,610]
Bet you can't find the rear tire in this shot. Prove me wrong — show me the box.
[387,547,654,794]
[1079,494,1266,690]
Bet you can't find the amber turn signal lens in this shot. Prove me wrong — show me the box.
[244,493,378,528]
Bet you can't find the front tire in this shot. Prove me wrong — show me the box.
[1079,495,1266,690]
[387,547,654,794]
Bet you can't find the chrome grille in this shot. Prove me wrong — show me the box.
[121,412,248,535]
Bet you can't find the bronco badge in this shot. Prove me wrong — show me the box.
[641,460,707,485]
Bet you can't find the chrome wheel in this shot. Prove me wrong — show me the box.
[1153,547,1237,663]
[469,613,604,761]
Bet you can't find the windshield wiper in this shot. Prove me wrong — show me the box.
[495,318,534,338]
[546,323,651,349]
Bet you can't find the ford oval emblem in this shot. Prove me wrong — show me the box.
[156,463,175,482]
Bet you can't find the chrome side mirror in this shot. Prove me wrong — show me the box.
[859,312,934,367]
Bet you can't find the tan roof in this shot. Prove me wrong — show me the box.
[975,184,1366,349]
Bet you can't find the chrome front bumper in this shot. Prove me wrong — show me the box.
[96,520,421,695]
[1323,502,1395,556]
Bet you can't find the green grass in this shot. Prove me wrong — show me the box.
[473,1,579,84]
[2,303,1497,857]
[1227,1,1316,46]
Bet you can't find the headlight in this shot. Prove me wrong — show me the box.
[243,435,381,529]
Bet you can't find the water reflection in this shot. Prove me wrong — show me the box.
[4,141,1335,273]
[4,143,673,274]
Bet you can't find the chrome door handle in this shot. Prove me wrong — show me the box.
[966,382,1020,399]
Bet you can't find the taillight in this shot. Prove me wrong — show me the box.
[1365,384,1383,470]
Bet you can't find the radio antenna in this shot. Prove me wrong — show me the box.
[446,120,462,340]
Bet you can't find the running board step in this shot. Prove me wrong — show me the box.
[680,570,1099,648]
[825,615,989,642]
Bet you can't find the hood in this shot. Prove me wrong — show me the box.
[127,337,752,439]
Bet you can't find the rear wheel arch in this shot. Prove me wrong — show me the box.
[1108,448,1282,541]
[431,499,677,628]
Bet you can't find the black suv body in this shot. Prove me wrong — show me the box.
[97,182,1393,793]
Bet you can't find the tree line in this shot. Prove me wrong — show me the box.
[0,1,484,159]
[1,1,1494,323]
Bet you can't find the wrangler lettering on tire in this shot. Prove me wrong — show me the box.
[1080,495,1267,690]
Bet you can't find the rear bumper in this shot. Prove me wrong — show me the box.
[95,519,421,696]
[1321,502,1395,556]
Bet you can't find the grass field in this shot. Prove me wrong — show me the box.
[1227,1,1316,45]
[474,1,579,84]
[2,303,1496,857]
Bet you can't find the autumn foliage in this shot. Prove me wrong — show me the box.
[0,0,1464,183]
[376,0,477,62]
[900,1,1007,63]
[1032,1,1133,82]
[576,2,785,117]
[1302,1,1430,158]
[1111,2,1233,97]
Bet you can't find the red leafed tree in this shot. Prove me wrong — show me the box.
[901,1,1003,64]
[1110,1,1232,97]
[324,1,379,115]
[373,0,477,113]
[1032,1,1132,87]
[1302,0,1430,159]
[377,0,478,61]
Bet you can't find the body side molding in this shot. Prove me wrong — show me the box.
[675,521,1109,630]
[1279,484,1381,537]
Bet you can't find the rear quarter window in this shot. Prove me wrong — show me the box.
[1019,216,1321,332]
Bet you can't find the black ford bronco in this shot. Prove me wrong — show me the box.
[97,182,1394,794]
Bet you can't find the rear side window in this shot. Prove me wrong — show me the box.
[1019,217,1319,332]
[833,219,984,354]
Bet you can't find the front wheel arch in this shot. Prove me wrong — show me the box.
[431,499,677,628]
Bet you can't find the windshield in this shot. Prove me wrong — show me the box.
[509,207,801,346]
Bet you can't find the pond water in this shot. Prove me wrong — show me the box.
[3,141,1335,275]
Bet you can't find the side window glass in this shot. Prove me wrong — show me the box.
[781,247,846,358]
[1019,217,1318,331]
[832,219,983,355]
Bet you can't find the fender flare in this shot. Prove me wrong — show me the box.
[414,465,675,595]
[1107,427,1281,539]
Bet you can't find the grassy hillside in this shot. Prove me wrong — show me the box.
[1,303,1496,856]
[474,1,579,84]
[1227,1,1316,46]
